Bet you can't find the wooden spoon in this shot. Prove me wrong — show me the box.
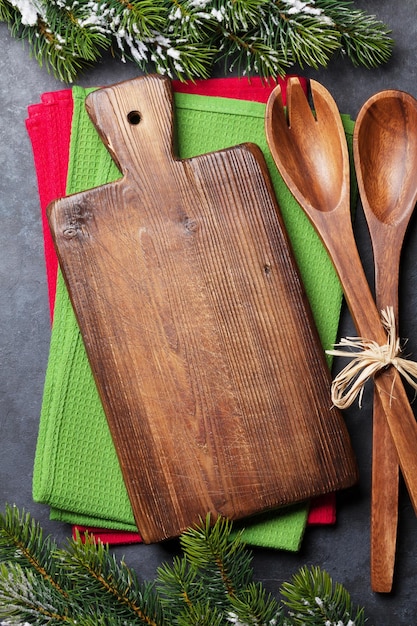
[354,90,417,592]
[265,78,417,523]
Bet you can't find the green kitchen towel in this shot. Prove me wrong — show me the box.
[33,85,357,550]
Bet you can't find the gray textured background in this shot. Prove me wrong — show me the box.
[2,1,417,622]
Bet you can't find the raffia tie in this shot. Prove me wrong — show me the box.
[326,306,417,409]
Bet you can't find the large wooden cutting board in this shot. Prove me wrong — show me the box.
[47,75,357,543]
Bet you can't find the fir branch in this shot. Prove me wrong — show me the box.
[219,30,289,78]
[0,561,76,624]
[158,518,282,625]
[229,582,283,626]
[166,0,216,41]
[213,0,268,33]
[157,555,203,611]
[280,564,367,626]
[314,0,393,68]
[179,515,253,598]
[0,506,369,625]
[275,11,341,69]
[3,0,109,82]
[107,0,166,37]
[175,602,225,626]
[0,504,66,596]
[146,38,215,81]
[0,0,13,21]
[0,0,393,82]
[57,532,163,625]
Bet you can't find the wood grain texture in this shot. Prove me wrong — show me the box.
[354,90,417,592]
[266,78,417,547]
[47,75,358,543]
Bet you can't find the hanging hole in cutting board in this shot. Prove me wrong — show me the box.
[127,110,141,125]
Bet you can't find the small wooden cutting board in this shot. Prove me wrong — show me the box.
[47,75,357,543]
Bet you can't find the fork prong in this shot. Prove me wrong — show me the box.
[309,80,345,130]
[268,84,288,127]
[287,77,316,129]
[265,83,302,178]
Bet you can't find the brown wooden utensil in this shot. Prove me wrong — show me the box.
[47,75,358,543]
[265,78,417,523]
[354,89,417,592]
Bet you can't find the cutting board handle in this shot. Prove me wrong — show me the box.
[85,75,175,176]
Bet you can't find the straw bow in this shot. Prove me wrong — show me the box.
[326,307,417,409]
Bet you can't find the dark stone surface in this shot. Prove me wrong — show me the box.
[2,2,417,621]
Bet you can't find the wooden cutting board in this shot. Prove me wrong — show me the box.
[47,75,357,543]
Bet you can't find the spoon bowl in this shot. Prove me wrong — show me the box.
[355,91,417,228]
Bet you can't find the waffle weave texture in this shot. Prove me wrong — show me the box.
[32,84,356,550]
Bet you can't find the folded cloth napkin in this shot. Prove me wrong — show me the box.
[25,89,73,320]
[26,81,315,551]
[25,80,337,548]
[72,493,336,546]
[29,79,355,549]
[171,76,307,103]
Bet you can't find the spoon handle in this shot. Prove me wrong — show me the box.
[370,238,401,593]
[308,205,417,515]
[371,394,399,592]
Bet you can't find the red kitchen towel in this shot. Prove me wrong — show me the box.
[25,89,73,320]
[172,76,307,103]
[26,76,335,547]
